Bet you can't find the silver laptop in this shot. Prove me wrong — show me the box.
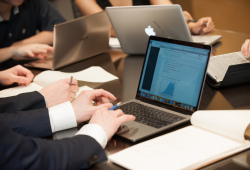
[115,36,211,142]
[106,5,221,54]
[25,11,110,70]
[106,5,193,54]
[207,51,250,87]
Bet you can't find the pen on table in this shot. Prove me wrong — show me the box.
[109,102,121,110]
[69,76,73,86]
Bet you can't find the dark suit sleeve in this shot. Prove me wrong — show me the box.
[0,108,52,137]
[0,91,46,112]
[0,122,107,170]
[0,91,51,137]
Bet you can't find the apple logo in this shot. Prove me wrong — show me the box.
[145,25,156,36]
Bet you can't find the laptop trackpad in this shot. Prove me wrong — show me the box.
[116,121,158,142]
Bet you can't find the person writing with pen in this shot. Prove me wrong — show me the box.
[185,14,215,35]
[0,65,135,169]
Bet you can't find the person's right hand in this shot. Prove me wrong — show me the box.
[190,17,215,35]
[12,44,53,59]
[89,109,135,141]
[241,39,250,56]
[39,78,79,108]
[72,89,117,123]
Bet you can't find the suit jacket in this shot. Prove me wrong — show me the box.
[0,92,107,169]
[0,91,52,137]
[0,121,107,170]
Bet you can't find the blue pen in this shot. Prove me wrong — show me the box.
[109,102,121,110]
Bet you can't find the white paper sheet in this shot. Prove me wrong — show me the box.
[109,37,121,49]
[34,66,118,87]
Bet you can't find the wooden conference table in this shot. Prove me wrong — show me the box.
[29,29,250,169]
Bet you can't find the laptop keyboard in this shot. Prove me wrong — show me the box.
[210,52,249,75]
[116,102,185,129]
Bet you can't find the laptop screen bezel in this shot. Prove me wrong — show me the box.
[135,36,211,115]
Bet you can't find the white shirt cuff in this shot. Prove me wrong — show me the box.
[48,101,77,133]
[76,124,108,149]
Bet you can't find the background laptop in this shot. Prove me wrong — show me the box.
[207,51,250,87]
[106,5,192,54]
[115,36,211,142]
[25,11,110,70]
[106,5,220,54]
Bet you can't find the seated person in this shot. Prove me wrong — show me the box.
[0,0,65,69]
[242,39,250,56]
[75,0,215,36]
[0,66,135,169]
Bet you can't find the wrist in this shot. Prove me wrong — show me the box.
[9,45,18,58]
[188,23,199,35]
[0,71,4,85]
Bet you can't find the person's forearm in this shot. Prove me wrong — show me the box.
[75,0,103,16]
[0,46,16,63]
[187,22,196,34]
[13,31,54,46]
[150,0,173,5]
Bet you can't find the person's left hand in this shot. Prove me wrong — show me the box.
[0,65,34,86]
[72,89,117,123]
[190,17,215,35]
[39,78,79,108]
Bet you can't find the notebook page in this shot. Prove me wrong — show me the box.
[0,82,43,98]
[191,110,250,142]
[34,66,118,87]
[0,84,92,98]
[109,126,247,170]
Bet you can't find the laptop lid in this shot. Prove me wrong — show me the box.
[25,11,110,70]
[116,36,211,142]
[105,5,192,55]
[137,36,211,113]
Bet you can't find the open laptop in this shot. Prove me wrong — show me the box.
[106,5,220,54]
[25,11,110,70]
[115,36,211,142]
[207,51,250,87]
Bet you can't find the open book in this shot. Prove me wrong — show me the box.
[109,110,250,170]
[0,66,118,98]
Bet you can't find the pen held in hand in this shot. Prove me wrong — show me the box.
[188,19,198,23]
[109,102,121,110]
[188,19,207,26]
[69,76,73,86]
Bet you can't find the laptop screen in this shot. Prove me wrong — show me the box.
[137,36,210,112]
